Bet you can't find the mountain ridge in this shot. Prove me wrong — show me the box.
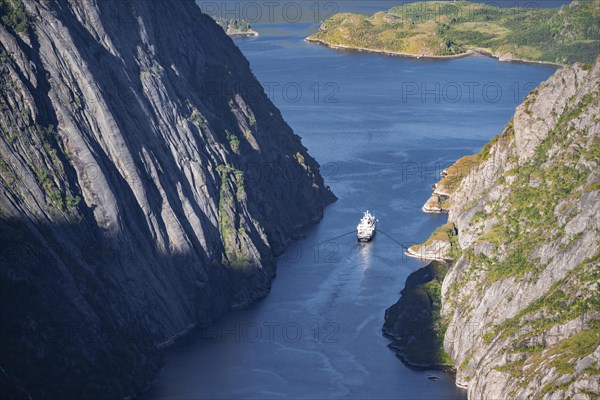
[0,0,334,397]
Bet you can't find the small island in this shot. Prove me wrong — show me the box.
[307,1,600,65]
[215,18,259,38]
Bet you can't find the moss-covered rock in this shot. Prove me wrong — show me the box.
[383,261,454,369]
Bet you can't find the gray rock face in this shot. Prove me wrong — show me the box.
[436,59,600,399]
[0,0,334,398]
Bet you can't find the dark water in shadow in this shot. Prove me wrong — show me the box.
[144,18,556,400]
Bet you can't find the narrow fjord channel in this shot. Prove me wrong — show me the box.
[144,16,556,400]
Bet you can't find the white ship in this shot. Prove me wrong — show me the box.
[357,211,378,242]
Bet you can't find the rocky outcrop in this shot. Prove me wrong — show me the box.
[411,59,600,399]
[387,58,600,399]
[0,0,334,398]
[383,261,454,370]
[421,155,480,214]
[404,222,457,262]
[215,18,259,38]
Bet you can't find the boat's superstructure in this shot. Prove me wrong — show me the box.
[357,211,377,241]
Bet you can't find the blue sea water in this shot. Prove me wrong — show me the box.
[144,13,557,400]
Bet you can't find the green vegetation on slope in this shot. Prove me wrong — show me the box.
[0,0,28,33]
[434,63,599,396]
[492,318,600,397]
[308,1,600,64]
[408,222,458,259]
[486,252,600,345]
[437,154,480,194]
[217,164,249,269]
[410,60,600,396]
[474,91,598,285]
[384,261,454,368]
[442,88,599,300]
[0,61,82,218]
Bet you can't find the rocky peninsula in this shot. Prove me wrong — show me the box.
[215,18,259,38]
[308,1,600,65]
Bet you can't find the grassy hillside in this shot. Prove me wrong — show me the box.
[416,59,600,398]
[308,1,600,64]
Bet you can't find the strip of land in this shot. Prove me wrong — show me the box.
[307,1,600,65]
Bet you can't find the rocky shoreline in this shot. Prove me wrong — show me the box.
[404,244,452,263]
[469,48,564,67]
[386,58,600,399]
[386,341,457,373]
[383,261,455,372]
[305,37,474,60]
[306,37,565,67]
[227,29,259,38]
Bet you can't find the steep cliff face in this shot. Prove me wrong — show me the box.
[409,59,599,398]
[0,0,334,397]
[383,261,455,369]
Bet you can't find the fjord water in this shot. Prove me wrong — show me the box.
[200,0,572,22]
[144,22,556,400]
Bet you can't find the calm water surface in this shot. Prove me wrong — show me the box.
[197,0,572,22]
[144,18,556,400]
